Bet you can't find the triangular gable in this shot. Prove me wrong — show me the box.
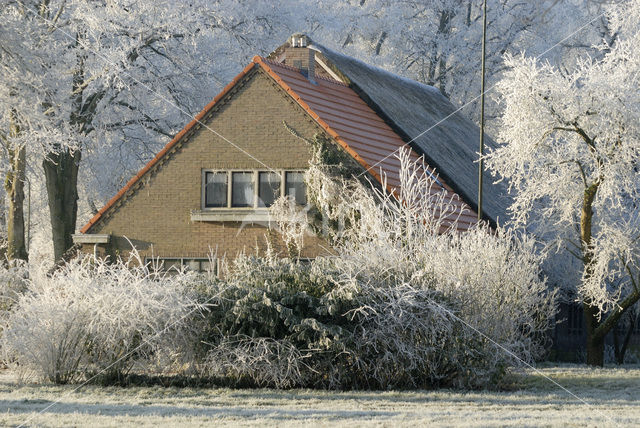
[81,56,478,234]
[81,61,260,233]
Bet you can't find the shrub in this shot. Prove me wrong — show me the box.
[0,260,28,317]
[195,256,355,388]
[196,147,556,389]
[0,147,556,390]
[1,252,203,383]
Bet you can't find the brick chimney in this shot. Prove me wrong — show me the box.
[286,33,316,84]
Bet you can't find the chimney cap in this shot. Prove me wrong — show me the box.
[290,33,310,48]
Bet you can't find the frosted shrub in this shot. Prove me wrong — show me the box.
[0,261,29,317]
[200,248,548,389]
[205,336,309,389]
[330,280,466,389]
[1,253,203,383]
[332,152,555,387]
[204,147,556,389]
[197,256,352,388]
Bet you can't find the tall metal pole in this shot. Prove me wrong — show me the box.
[478,0,487,223]
[26,176,30,255]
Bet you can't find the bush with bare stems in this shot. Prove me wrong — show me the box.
[197,147,556,389]
[1,252,203,384]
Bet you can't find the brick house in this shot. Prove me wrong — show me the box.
[74,34,624,359]
[73,34,510,273]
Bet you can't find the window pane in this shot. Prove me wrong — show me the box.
[232,172,254,207]
[161,259,181,272]
[205,172,227,208]
[185,259,201,271]
[258,172,281,207]
[285,171,306,205]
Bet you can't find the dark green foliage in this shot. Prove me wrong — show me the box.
[197,257,354,355]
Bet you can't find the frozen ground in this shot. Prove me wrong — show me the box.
[1,365,639,427]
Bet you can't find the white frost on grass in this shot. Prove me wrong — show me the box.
[1,365,639,427]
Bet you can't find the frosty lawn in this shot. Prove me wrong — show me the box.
[1,365,639,427]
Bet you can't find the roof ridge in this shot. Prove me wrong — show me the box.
[253,56,385,188]
[309,43,444,97]
[260,56,349,87]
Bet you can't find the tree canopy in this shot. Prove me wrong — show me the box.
[486,0,640,365]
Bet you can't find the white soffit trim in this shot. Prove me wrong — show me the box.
[314,56,345,83]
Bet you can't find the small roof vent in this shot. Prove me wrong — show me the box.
[290,33,309,48]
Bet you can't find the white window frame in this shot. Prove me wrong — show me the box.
[145,257,219,275]
[200,169,306,211]
[284,170,307,206]
[202,170,229,209]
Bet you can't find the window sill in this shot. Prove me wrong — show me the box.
[191,209,311,225]
[72,234,111,244]
[191,209,274,223]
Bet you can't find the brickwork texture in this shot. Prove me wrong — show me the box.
[86,68,331,262]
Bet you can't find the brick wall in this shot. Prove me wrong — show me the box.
[284,47,315,80]
[85,67,331,262]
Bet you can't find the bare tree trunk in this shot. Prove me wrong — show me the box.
[42,29,86,264]
[581,182,603,366]
[43,148,80,263]
[374,31,387,55]
[613,311,635,364]
[575,130,640,365]
[2,111,27,262]
[435,9,454,96]
[581,179,640,366]
[584,303,604,366]
[5,144,28,262]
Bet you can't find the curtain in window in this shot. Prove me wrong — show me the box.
[232,172,254,207]
[285,171,306,205]
[258,172,281,207]
[205,172,227,207]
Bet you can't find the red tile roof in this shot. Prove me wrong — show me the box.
[81,56,477,234]
[256,57,477,231]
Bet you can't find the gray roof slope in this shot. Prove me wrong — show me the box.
[311,43,511,225]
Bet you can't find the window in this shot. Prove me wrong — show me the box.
[204,172,227,208]
[147,257,217,275]
[258,172,281,207]
[201,170,306,209]
[158,258,181,271]
[286,171,306,205]
[231,172,254,207]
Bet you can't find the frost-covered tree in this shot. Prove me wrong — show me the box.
[0,0,231,262]
[486,0,640,366]
[1,0,605,263]
[323,0,605,126]
[0,0,336,263]
[0,2,52,262]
